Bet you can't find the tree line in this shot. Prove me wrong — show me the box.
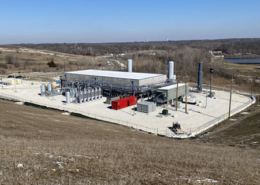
[15,38,260,56]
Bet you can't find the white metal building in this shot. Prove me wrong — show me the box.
[62,70,167,86]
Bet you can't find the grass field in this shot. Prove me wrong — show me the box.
[0,99,259,184]
[0,47,107,74]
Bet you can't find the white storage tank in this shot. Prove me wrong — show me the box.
[83,90,87,103]
[87,89,92,101]
[40,84,46,96]
[66,91,70,104]
[91,88,95,100]
[79,91,83,104]
[47,83,52,91]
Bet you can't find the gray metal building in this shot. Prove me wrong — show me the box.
[156,83,189,102]
[62,70,167,86]
[137,101,156,113]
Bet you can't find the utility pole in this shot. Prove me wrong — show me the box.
[183,75,189,114]
[175,75,179,111]
[227,78,237,118]
[209,68,214,97]
[228,79,233,118]
[205,85,208,108]
[1,74,3,89]
[251,78,253,96]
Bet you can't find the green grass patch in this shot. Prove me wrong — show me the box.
[24,102,50,110]
[70,112,100,121]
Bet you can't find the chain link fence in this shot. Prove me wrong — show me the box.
[0,92,163,136]
[190,95,256,135]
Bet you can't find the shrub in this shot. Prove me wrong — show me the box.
[47,59,57,67]
[5,55,14,64]
[0,63,8,69]
[0,69,6,74]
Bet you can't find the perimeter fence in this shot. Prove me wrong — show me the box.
[0,92,173,137]
[190,96,255,135]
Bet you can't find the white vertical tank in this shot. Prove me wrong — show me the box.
[95,87,99,99]
[91,88,95,100]
[48,83,52,91]
[79,91,83,104]
[40,84,46,96]
[98,87,102,99]
[87,89,91,101]
[83,90,87,103]
[127,59,132,72]
[66,91,70,104]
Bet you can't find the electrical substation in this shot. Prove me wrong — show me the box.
[0,59,255,138]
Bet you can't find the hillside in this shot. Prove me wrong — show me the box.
[0,98,259,184]
[15,38,260,56]
[0,46,122,75]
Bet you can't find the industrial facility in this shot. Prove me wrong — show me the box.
[40,60,191,111]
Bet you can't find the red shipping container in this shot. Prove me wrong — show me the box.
[112,96,137,110]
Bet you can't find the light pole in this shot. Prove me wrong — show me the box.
[1,74,3,89]
[175,75,179,111]
[183,75,189,114]
[209,68,214,97]
[229,79,233,118]
[227,78,237,118]
[205,86,208,108]
[251,77,254,96]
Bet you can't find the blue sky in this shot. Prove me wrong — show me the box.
[0,0,260,44]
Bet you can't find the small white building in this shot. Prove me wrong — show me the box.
[1,78,21,85]
[209,51,224,58]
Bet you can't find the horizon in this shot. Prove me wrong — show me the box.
[1,0,260,44]
[4,37,260,45]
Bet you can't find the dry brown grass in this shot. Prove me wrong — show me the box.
[0,99,259,184]
[223,62,260,74]
[0,50,102,74]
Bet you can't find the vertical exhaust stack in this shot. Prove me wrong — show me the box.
[168,61,176,82]
[127,59,132,72]
[197,62,203,92]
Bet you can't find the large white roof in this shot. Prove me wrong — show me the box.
[65,70,165,80]
[158,83,185,90]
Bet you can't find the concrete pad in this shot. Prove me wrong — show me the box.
[0,81,254,138]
